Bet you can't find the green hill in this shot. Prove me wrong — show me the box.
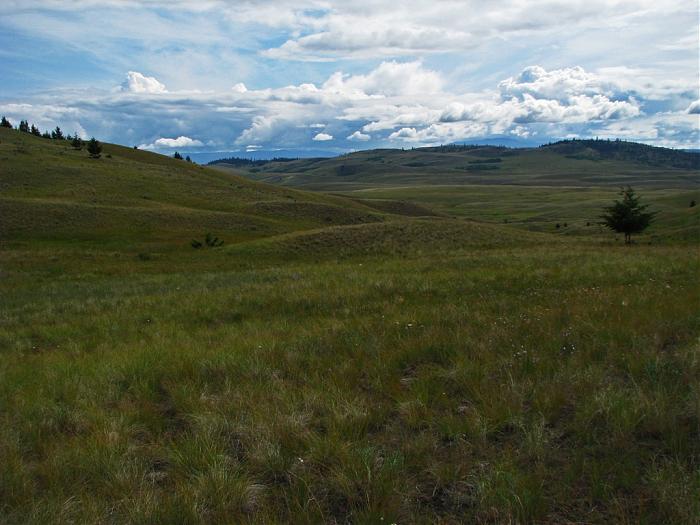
[208,140,699,243]
[210,140,700,191]
[0,128,435,249]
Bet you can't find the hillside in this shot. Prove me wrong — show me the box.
[210,140,700,191]
[0,128,435,249]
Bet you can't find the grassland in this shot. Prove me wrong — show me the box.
[212,141,700,191]
[338,185,700,242]
[1,129,699,523]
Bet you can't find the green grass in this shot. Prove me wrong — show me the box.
[2,244,698,524]
[336,185,700,242]
[1,129,699,523]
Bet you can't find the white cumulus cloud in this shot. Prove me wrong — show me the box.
[139,136,203,150]
[323,61,442,97]
[121,71,167,94]
[313,132,333,141]
[347,130,370,141]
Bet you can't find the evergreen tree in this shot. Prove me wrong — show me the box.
[174,151,183,160]
[51,126,64,140]
[19,120,30,133]
[41,131,51,139]
[87,137,102,158]
[71,135,83,150]
[185,155,192,162]
[600,186,656,244]
[0,116,12,128]
[30,124,41,136]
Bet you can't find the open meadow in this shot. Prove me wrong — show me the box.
[1,129,699,523]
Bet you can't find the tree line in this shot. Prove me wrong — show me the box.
[2,115,103,158]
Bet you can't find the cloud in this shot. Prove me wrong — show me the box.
[258,0,690,61]
[2,61,695,153]
[236,115,285,145]
[438,66,640,128]
[139,136,203,150]
[388,127,418,140]
[498,65,618,102]
[232,83,248,93]
[121,71,167,94]
[687,100,700,114]
[347,130,370,141]
[323,61,442,97]
[388,122,489,143]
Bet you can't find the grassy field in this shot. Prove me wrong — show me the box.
[1,129,699,523]
[338,185,700,241]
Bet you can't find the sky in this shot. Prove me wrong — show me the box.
[0,0,698,159]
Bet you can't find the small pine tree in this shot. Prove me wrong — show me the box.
[41,131,51,139]
[51,126,64,140]
[174,151,183,160]
[601,186,656,244]
[0,116,12,128]
[19,120,30,133]
[87,137,102,158]
[30,124,41,136]
[185,155,191,162]
[71,136,83,150]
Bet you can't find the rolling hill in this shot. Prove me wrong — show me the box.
[210,139,700,191]
[0,128,444,250]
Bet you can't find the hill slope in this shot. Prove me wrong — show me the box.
[210,140,700,191]
[0,129,436,248]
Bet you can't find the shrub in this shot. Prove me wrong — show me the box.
[87,137,102,158]
[191,233,224,249]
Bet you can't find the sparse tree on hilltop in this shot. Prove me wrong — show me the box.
[0,116,12,128]
[19,120,30,133]
[87,137,102,158]
[41,131,51,139]
[71,135,83,150]
[186,155,191,162]
[30,124,41,137]
[601,186,656,244]
[174,151,183,160]
[51,126,64,140]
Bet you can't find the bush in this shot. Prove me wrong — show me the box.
[87,137,102,158]
[191,233,224,249]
